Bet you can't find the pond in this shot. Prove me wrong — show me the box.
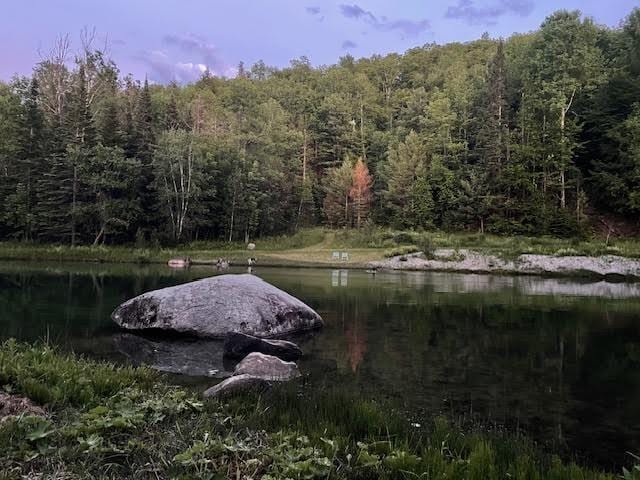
[1,261,639,470]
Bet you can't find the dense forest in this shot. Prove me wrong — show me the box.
[0,8,639,246]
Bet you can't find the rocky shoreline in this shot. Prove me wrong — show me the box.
[369,249,640,281]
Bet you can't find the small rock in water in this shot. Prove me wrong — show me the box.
[203,374,270,399]
[224,332,302,361]
[234,352,301,381]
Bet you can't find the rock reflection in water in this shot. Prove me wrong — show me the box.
[113,333,232,378]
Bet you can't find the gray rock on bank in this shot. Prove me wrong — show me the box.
[204,352,301,399]
[111,274,323,338]
[369,249,640,280]
[234,352,301,381]
[224,332,302,361]
[203,374,270,399]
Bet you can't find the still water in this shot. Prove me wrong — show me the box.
[1,261,639,469]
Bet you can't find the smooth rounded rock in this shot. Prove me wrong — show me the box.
[224,332,302,361]
[234,352,301,381]
[203,374,270,399]
[111,274,323,338]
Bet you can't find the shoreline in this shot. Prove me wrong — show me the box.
[370,249,640,282]
[2,243,640,282]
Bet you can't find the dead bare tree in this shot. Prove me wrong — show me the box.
[35,34,72,126]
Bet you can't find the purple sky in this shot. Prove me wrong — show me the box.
[1,0,637,83]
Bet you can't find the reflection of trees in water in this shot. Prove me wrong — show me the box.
[345,303,367,373]
[568,327,640,467]
[302,289,640,470]
[0,268,194,342]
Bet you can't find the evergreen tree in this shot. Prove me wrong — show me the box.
[384,131,429,229]
[132,78,158,242]
[323,158,353,227]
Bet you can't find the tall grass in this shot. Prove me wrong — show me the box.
[0,339,156,407]
[220,385,621,480]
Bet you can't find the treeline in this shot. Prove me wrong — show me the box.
[0,9,639,246]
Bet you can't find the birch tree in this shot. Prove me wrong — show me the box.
[530,11,604,210]
[154,130,202,242]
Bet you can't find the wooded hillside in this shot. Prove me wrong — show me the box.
[0,8,638,245]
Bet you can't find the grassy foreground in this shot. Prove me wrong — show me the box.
[1,228,640,268]
[0,340,636,479]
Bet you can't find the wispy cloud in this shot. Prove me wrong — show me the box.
[306,6,321,16]
[445,0,534,25]
[340,4,377,23]
[305,6,325,22]
[339,4,431,37]
[342,39,358,50]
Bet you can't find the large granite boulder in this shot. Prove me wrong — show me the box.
[233,352,301,381]
[111,274,323,338]
[224,332,302,361]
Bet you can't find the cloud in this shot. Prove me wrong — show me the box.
[134,50,180,83]
[339,4,430,37]
[342,40,358,50]
[376,19,431,36]
[340,4,377,23]
[134,33,228,84]
[306,6,321,15]
[306,6,325,22]
[445,0,534,25]
[162,33,224,73]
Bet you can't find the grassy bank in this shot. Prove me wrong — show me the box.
[1,228,639,269]
[0,340,636,479]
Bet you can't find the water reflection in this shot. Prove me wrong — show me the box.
[114,333,230,378]
[331,269,349,287]
[0,262,639,469]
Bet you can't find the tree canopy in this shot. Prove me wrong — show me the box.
[1,8,639,245]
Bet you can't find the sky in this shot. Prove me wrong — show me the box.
[1,0,638,83]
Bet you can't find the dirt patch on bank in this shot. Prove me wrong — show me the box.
[0,393,45,421]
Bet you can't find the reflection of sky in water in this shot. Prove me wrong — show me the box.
[0,263,639,470]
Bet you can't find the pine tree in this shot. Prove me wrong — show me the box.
[478,41,509,176]
[15,79,45,239]
[384,131,428,228]
[133,79,158,242]
[323,158,353,227]
[98,98,121,147]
